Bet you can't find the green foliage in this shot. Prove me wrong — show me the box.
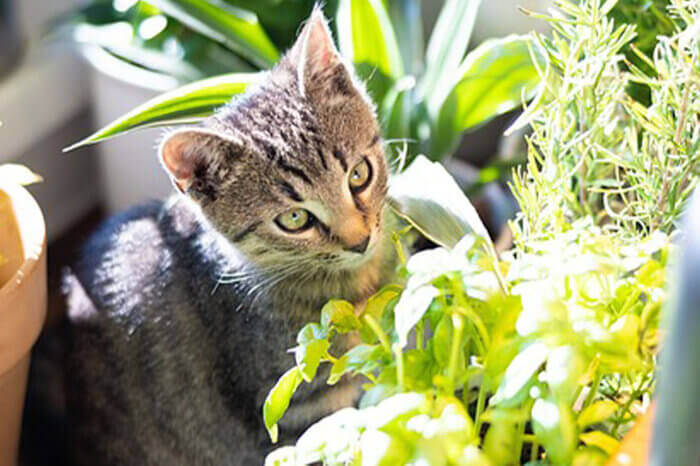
[264,220,669,465]
[64,0,540,163]
[264,1,699,464]
[508,0,699,243]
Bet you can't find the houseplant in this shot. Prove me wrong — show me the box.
[64,0,541,171]
[0,163,46,466]
[261,0,698,464]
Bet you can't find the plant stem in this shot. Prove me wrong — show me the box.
[393,343,405,390]
[474,379,488,435]
[583,371,602,410]
[448,313,465,391]
[416,319,424,351]
[363,314,392,353]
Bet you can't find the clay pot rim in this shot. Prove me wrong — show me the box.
[0,182,46,299]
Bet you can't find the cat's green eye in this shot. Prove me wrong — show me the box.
[349,159,372,193]
[275,208,312,233]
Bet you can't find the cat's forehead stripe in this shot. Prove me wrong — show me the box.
[277,159,312,185]
[276,180,303,202]
[332,149,348,172]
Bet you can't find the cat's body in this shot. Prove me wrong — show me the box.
[65,9,397,465]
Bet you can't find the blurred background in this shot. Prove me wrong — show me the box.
[0,1,549,464]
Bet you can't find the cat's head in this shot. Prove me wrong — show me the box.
[159,8,389,271]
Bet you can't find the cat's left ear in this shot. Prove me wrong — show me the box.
[159,128,238,198]
[287,7,355,97]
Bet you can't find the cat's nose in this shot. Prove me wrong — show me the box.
[345,236,370,254]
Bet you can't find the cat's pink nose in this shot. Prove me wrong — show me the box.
[345,236,370,254]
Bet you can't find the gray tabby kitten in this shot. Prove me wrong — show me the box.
[65,9,397,466]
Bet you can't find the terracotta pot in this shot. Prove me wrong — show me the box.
[0,182,47,466]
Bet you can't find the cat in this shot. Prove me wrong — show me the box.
[64,8,398,466]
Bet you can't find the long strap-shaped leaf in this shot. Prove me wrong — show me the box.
[146,0,279,68]
[431,35,540,159]
[64,72,261,151]
[420,0,482,118]
[336,0,404,80]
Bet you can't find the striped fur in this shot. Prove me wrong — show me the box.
[65,8,396,466]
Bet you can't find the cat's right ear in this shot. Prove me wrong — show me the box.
[159,128,236,198]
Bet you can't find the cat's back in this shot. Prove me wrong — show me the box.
[64,200,259,465]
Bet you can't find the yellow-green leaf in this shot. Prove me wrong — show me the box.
[580,431,620,455]
[65,72,260,150]
[263,367,303,443]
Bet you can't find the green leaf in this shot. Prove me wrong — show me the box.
[491,342,549,407]
[65,72,260,150]
[482,419,521,465]
[577,400,619,428]
[432,35,540,158]
[389,155,492,249]
[579,431,620,455]
[145,0,279,68]
[295,339,331,382]
[297,323,328,345]
[327,355,348,385]
[363,284,403,322]
[263,367,304,443]
[336,0,404,81]
[532,398,578,465]
[421,0,481,117]
[320,300,360,333]
[345,344,385,375]
[433,312,454,367]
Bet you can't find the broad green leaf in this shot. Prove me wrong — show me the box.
[145,0,279,68]
[491,342,549,406]
[65,72,260,150]
[532,398,578,465]
[297,323,328,345]
[327,355,348,385]
[389,155,492,249]
[577,400,619,428]
[263,367,304,443]
[345,344,385,375]
[0,164,43,186]
[320,300,360,332]
[433,312,454,367]
[580,431,620,455]
[420,0,481,117]
[336,0,403,81]
[363,284,403,322]
[394,284,439,348]
[432,35,540,158]
[295,339,331,382]
[482,419,521,465]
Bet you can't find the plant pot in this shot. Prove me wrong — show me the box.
[0,182,47,466]
[83,45,177,213]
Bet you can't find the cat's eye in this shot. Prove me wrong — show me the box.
[275,208,313,233]
[349,159,372,193]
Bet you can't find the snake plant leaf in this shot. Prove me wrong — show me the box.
[145,0,279,68]
[336,0,404,84]
[420,0,482,117]
[64,72,260,151]
[388,155,491,249]
[431,35,540,159]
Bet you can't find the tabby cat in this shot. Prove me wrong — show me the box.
[65,9,397,465]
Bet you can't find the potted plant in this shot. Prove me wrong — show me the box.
[0,164,46,466]
[63,0,540,216]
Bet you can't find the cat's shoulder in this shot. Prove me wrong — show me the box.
[65,200,181,324]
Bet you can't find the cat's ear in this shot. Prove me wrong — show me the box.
[159,128,237,198]
[287,7,353,96]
